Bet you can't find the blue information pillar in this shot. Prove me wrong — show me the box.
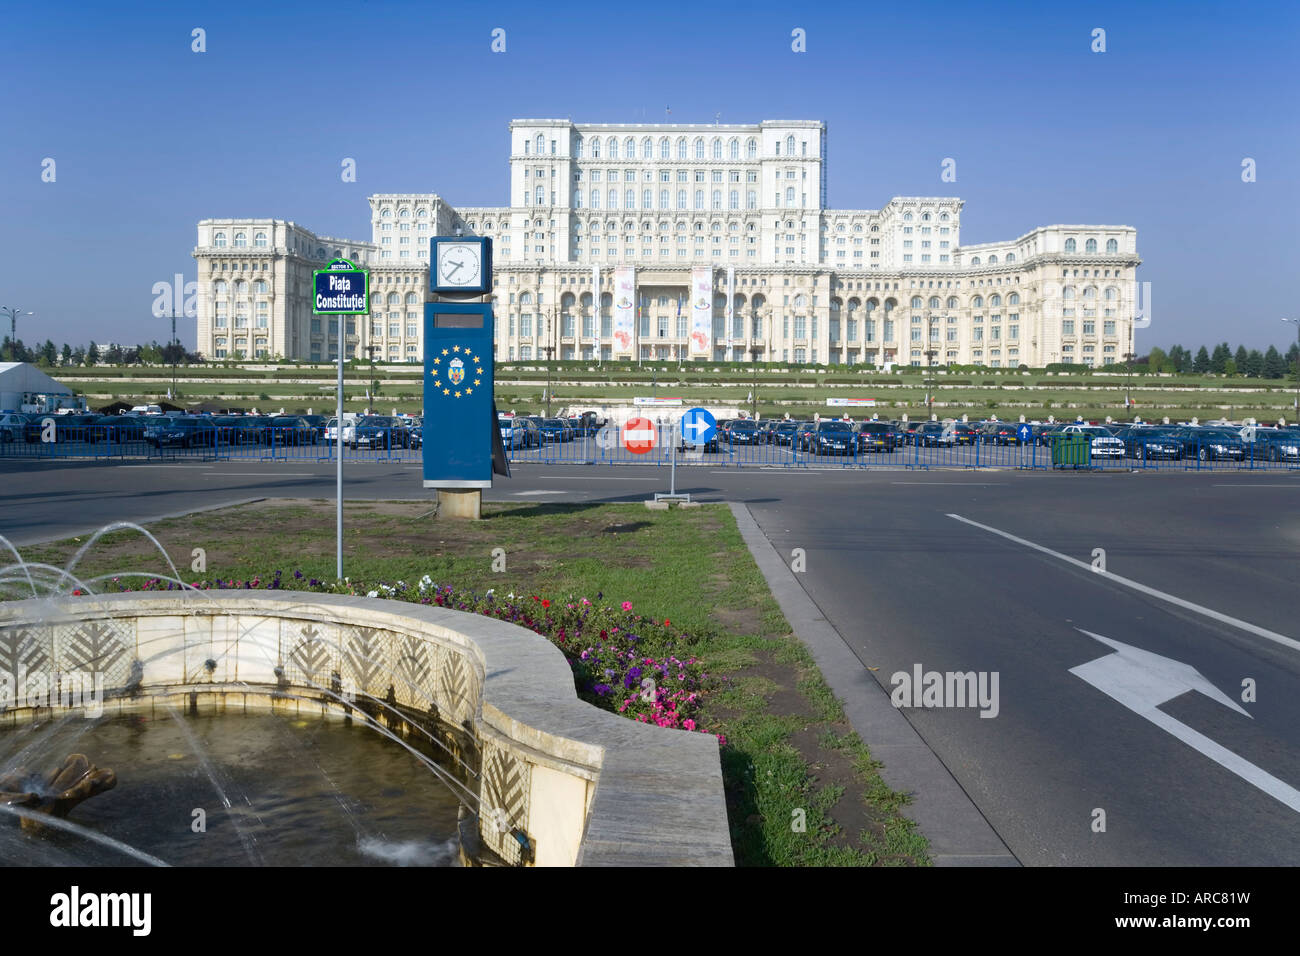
[422,302,495,488]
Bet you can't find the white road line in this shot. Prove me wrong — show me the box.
[204,472,315,477]
[1213,483,1300,488]
[126,465,215,469]
[947,512,1300,654]
[892,481,1005,485]
[524,475,656,480]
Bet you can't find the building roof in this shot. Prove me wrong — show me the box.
[0,362,73,396]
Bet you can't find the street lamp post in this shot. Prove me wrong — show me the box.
[1124,350,1135,416]
[365,344,379,413]
[1284,318,1300,423]
[923,311,938,414]
[750,345,760,419]
[2,308,34,362]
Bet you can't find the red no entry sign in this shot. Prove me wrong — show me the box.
[623,417,657,454]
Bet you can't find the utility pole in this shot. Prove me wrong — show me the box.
[365,345,379,414]
[1284,318,1300,423]
[2,307,33,362]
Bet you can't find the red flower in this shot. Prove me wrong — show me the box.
[663,619,670,626]
[541,599,551,609]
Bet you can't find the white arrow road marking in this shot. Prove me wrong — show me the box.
[1071,630,1300,814]
[947,513,1300,654]
[624,429,655,442]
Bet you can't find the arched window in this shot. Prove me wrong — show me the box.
[253,279,268,294]
[406,292,419,305]
[1005,252,1015,262]
[694,137,705,159]
[607,189,617,209]
[1065,238,1077,253]
[911,296,924,308]
[625,137,635,158]
[729,190,739,210]
[711,138,722,159]
[660,137,670,158]
[677,189,687,209]
[746,138,757,159]
[928,296,941,308]
[592,138,601,158]
[626,189,635,209]
[233,232,247,247]
[1104,287,1117,301]
[1082,286,1096,299]
[213,232,227,247]
[990,294,1001,306]
[712,190,722,210]
[786,187,795,204]
[946,297,958,308]
[660,189,669,209]
[387,292,400,305]
[695,190,704,210]
[213,280,228,295]
[729,138,739,159]
[1008,293,1020,305]
[399,207,410,218]
[643,189,653,208]
[940,212,950,221]
[1106,238,1118,253]
[677,137,687,158]
[903,212,913,222]
[381,208,392,218]
[253,232,267,248]
[535,134,544,154]
[786,135,795,154]
[575,190,584,208]
[574,138,584,158]
[520,292,533,305]
[1062,286,1076,300]
[970,256,980,265]
[641,137,652,159]
[1085,238,1097,253]
[746,190,756,209]
[988,254,998,264]
[972,295,984,308]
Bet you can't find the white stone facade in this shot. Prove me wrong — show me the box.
[193,120,1140,368]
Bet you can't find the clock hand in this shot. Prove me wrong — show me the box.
[445,260,465,276]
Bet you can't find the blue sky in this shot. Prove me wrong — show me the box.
[1,0,1296,352]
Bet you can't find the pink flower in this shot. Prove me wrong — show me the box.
[621,601,632,611]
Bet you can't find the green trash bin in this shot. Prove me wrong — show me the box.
[1051,434,1092,468]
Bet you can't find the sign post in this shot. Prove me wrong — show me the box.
[312,257,369,580]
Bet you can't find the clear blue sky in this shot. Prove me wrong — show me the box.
[2,0,1296,353]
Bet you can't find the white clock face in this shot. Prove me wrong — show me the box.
[438,242,481,287]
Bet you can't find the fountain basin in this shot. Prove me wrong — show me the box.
[0,592,733,866]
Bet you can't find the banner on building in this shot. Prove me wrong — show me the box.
[613,267,635,353]
[690,266,712,357]
[725,266,735,351]
[592,266,601,348]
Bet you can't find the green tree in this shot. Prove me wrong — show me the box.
[1223,357,1238,377]
[103,344,123,364]
[1263,345,1285,379]
[1193,345,1211,373]
[1233,345,1248,372]
[71,346,86,366]
[86,342,100,366]
[60,343,72,365]
[40,340,57,365]
[1243,349,1264,378]
[1146,346,1167,374]
[1210,343,1231,374]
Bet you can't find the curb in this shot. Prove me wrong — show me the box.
[727,501,1019,867]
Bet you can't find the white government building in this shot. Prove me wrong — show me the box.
[193,119,1140,368]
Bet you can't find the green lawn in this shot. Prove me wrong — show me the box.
[15,499,930,867]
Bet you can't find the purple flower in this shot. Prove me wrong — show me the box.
[593,683,612,697]
[294,570,303,579]
[628,666,642,681]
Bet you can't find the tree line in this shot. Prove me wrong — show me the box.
[1,338,202,367]
[1141,342,1300,378]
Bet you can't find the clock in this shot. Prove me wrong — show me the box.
[432,236,492,294]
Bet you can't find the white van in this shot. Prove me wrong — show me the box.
[129,404,163,416]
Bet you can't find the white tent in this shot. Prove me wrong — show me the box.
[0,362,76,413]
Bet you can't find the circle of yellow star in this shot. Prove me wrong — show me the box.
[476,367,483,375]
[465,388,473,395]
[454,390,461,398]
[433,380,441,388]
[453,345,461,352]
[441,348,448,355]
[473,378,481,386]
[443,388,450,395]
[433,357,440,365]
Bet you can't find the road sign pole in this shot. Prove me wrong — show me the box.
[337,327,344,580]
[670,420,676,496]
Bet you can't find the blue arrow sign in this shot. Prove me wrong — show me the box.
[681,407,717,444]
[1017,424,1033,443]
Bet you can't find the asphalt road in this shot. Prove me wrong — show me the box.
[2,457,1297,864]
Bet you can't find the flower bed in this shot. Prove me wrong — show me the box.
[98,573,725,744]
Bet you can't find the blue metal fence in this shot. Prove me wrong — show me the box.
[3,421,1298,473]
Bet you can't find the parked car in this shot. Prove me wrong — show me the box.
[979,421,1021,445]
[770,421,801,446]
[726,419,764,445]
[0,412,32,442]
[1247,428,1300,462]
[1116,425,1184,460]
[938,423,981,446]
[352,415,402,449]
[539,418,574,443]
[268,416,320,446]
[855,421,899,454]
[146,416,219,449]
[324,417,357,446]
[1058,424,1126,458]
[807,420,856,456]
[499,417,528,449]
[1170,426,1245,462]
[911,422,946,446]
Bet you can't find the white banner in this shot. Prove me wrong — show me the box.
[725,265,735,351]
[613,266,635,354]
[826,398,877,407]
[690,266,712,357]
[592,266,601,348]
[633,397,684,406]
